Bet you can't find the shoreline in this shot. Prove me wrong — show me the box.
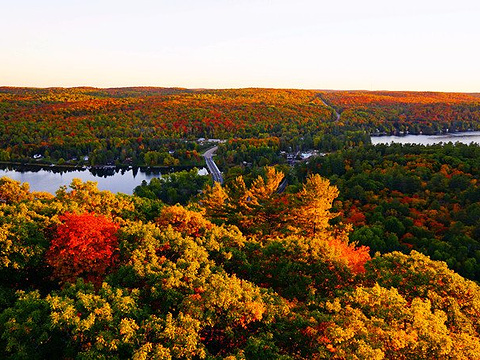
[0,161,203,173]
[370,129,480,137]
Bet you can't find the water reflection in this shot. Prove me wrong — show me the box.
[0,165,206,195]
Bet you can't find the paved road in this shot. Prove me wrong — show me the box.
[203,146,223,184]
[277,177,288,193]
[317,96,340,122]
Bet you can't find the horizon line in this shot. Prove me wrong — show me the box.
[0,85,479,94]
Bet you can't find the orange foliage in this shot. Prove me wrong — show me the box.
[326,236,370,274]
[320,90,480,107]
[202,168,341,238]
[46,212,120,285]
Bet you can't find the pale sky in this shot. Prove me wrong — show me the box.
[1,0,479,91]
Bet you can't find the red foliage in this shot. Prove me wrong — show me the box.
[46,212,120,285]
[345,206,367,226]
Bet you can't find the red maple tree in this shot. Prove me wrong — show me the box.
[46,212,120,284]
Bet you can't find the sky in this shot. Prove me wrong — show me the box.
[1,0,479,92]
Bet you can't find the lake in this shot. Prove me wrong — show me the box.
[0,166,208,195]
[370,131,480,146]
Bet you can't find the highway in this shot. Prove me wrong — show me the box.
[202,146,224,184]
[317,95,340,122]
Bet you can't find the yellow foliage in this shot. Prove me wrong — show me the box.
[54,178,134,218]
[291,174,339,236]
[157,205,213,237]
[183,273,267,328]
[201,181,228,219]
[133,343,172,360]
[369,251,480,336]
[119,318,139,343]
[201,167,340,238]
[162,312,206,359]
[0,177,32,204]
[324,283,480,359]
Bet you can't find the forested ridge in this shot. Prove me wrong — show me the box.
[318,90,480,135]
[1,172,480,359]
[1,87,479,166]
[0,87,335,166]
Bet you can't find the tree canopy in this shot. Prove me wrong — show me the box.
[0,173,479,359]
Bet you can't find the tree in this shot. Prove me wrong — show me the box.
[323,283,480,359]
[201,167,340,237]
[291,174,339,236]
[46,212,120,285]
[0,177,31,204]
[134,168,209,205]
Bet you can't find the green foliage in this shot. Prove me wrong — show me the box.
[134,168,209,205]
[0,291,64,360]
[298,142,480,280]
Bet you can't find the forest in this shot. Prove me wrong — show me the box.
[295,143,480,281]
[318,91,480,135]
[1,87,479,167]
[2,87,480,358]
[0,87,335,166]
[2,172,480,359]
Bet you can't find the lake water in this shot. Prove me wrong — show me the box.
[0,166,208,195]
[370,131,480,146]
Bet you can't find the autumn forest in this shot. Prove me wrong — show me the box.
[1,87,480,359]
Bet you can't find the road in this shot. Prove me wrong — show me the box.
[202,146,224,184]
[317,95,341,122]
[277,177,288,193]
